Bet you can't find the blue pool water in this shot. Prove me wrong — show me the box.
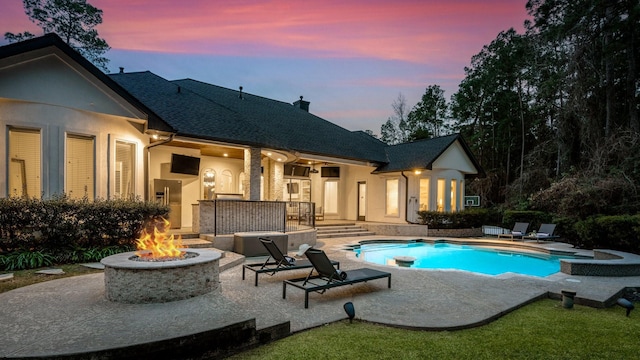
[353,242,570,277]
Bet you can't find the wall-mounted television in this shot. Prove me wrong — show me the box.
[284,164,310,177]
[321,166,340,178]
[170,153,200,175]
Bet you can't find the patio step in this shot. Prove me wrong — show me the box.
[316,224,375,239]
[171,232,201,240]
[182,237,246,271]
[181,237,213,248]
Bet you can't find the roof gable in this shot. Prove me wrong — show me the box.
[0,52,145,119]
[433,140,478,173]
[0,34,173,132]
[373,134,484,176]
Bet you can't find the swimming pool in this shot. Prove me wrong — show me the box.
[352,242,572,277]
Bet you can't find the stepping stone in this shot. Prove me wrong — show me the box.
[81,263,105,270]
[36,269,65,275]
[0,273,14,281]
[394,256,416,267]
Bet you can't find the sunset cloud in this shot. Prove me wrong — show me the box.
[1,0,530,132]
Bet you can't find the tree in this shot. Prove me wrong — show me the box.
[380,93,410,144]
[5,0,110,71]
[406,85,448,141]
[3,31,36,43]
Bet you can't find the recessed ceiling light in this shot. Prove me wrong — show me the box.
[223,153,228,157]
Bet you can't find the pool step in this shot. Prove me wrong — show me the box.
[316,224,375,239]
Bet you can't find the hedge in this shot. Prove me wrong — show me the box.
[573,214,640,253]
[0,195,169,269]
[416,208,500,229]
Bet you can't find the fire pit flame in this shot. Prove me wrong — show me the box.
[135,217,184,260]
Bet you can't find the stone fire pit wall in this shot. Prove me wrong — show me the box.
[101,249,222,304]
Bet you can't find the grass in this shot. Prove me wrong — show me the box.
[0,264,102,294]
[230,299,640,360]
[3,267,638,359]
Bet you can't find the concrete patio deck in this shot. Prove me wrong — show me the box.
[1,235,639,358]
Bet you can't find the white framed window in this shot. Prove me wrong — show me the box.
[323,180,338,214]
[451,179,457,212]
[8,128,41,198]
[385,178,399,216]
[66,134,95,199]
[437,178,445,212]
[459,180,465,210]
[419,178,430,211]
[202,168,216,200]
[115,141,135,199]
[220,169,233,193]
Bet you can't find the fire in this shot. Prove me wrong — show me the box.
[135,217,184,260]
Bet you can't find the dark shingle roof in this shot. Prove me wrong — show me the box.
[171,79,389,162]
[109,72,279,147]
[0,33,173,132]
[374,134,484,176]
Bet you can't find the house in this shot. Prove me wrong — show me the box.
[0,34,483,230]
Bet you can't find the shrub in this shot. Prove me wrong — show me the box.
[1,250,55,271]
[0,195,168,270]
[574,214,640,253]
[416,208,500,229]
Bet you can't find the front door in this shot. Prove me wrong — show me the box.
[357,182,366,221]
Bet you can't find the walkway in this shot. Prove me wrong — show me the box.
[1,235,639,358]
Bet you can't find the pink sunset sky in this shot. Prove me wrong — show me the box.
[1,0,530,134]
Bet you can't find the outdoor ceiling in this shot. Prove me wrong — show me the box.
[167,140,245,159]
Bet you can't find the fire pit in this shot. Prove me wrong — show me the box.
[100,218,222,304]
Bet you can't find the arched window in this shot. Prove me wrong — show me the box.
[202,169,215,199]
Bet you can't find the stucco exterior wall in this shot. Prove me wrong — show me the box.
[0,100,148,199]
[149,145,244,228]
[0,53,148,199]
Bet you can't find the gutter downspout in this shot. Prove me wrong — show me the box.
[144,134,175,201]
[401,171,413,224]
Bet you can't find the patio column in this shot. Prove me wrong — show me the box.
[268,159,284,201]
[244,147,262,201]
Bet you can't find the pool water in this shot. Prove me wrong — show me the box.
[353,242,570,277]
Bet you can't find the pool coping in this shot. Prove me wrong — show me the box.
[344,237,640,277]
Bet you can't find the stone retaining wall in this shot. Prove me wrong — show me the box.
[561,249,640,276]
[360,223,482,238]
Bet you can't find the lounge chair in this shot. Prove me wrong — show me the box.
[524,223,559,242]
[242,238,340,286]
[497,222,529,240]
[283,248,391,308]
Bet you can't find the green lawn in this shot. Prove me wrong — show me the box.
[0,264,102,294]
[230,299,639,360]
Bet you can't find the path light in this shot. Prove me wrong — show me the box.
[617,298,634,317]
[344,302,355,323]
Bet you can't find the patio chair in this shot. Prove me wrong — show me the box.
[497,222,529,240]
[242,238,340,286]
[283,248,391,308]
[524,223,559,243]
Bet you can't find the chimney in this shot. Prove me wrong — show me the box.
[119,67,124,73]
[293,95,310,112]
